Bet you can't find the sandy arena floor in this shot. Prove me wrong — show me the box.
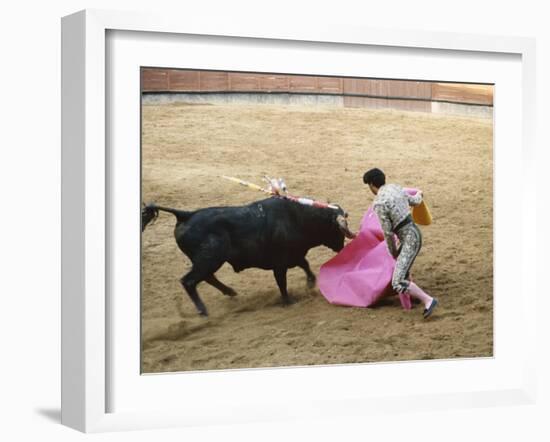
[141,102,493,373]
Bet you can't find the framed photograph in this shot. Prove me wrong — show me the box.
[61,9,537,433]
[139,67,494,374]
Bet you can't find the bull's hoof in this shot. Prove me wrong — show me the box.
[224,288,238,297]
[306,277,316,289]
[282,296,296,306]
[198,309,209,317]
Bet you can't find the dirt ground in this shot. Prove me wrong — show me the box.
[141,102,493,373]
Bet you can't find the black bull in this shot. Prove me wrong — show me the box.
[141,197,355,316]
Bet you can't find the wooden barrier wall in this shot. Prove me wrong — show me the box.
[141,68,493,107]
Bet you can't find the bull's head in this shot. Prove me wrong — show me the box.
[337,213,356,239]
[326,207,356,252]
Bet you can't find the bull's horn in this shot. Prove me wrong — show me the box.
[336,214,356,239]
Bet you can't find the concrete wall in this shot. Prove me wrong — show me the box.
[141,69,493,118]
[142,92,344,107]
[142,91,493,119]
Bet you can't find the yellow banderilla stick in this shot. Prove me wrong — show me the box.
[220,175,273,195]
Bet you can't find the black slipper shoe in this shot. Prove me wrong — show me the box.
[423,298,438,319]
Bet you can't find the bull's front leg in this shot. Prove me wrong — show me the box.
[273,267,295,305]
[297,257,316,289]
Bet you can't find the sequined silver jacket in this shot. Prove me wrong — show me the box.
[372,184,422,257]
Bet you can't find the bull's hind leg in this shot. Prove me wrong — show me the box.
[180,270,209,317]
[205,275,237,297]
[273,267,295,306]
[297,257,316,289]
[180,254,225,317]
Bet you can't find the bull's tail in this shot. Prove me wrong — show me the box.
[141,203,194,232]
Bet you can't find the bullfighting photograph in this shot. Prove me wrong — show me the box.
[140,68,493,373]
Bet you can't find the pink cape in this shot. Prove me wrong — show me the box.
[318,189,420,309]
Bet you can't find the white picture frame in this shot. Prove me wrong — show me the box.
[61,9,537,433]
